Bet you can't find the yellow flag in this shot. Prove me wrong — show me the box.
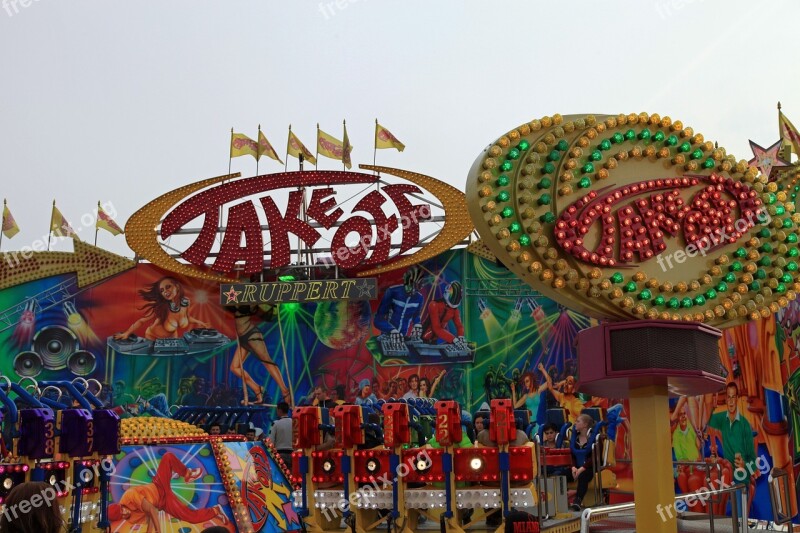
[258,129,283,164]
[51,204,80,241]
[317,128,345,162]
[230,132,258,159]
[343,123,353,170]
[779,111,800,157]
[287,130,317,165]
[375,123,405,152]
[96,203,124,236]
[2,202,19,239]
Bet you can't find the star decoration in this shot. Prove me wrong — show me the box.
[355,279,375,298]
[748,139,789,180]
[224,285,242,304]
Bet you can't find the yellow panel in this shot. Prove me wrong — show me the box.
[0,240,135,290]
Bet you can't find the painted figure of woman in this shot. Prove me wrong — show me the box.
[230,305,291,406]
[115,277,209,340]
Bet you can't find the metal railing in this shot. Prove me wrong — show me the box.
[768,467,794,525]
[579,482,748,533]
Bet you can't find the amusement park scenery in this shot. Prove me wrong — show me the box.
[4,2,800,532]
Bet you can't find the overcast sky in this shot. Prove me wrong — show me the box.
[1,0,798,258]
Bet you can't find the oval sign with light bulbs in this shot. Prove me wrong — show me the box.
[466,112,800,327]
[126,165,473,282]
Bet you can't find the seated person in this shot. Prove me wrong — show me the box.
[540,422,570,477]
[568,414,596,511]
[540,422,559,448]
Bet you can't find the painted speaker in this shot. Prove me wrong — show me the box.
[14,351,43,377]
[32,325,77,370]
[67,350,97,376]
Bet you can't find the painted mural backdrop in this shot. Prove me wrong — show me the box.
[0,247,797,521]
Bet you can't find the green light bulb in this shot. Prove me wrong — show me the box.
[537,194,552,206]
[668,297,680,309]
[548,150,561,162]
[497,191,510,202]
[730,261,743,272]
[691,149,703,160]
[638,129,651,140]
[611,272,624,284]
[716,282,728,292]
[678,142,691,153]
[590,150,602,162]
[665,135,678,146]
[724,273,736,283]
[681,297,693,308]
[496,175,509,187]
[578,177,591,188]
[599,139,612,151]
[501,207,514,218]
[786,234,798,243]
[734,247,746,258]
[540,212,556,224]
[509,222,521,233]
[518,140,530,150]
[508,148,520,160]
[638,289,652,300]
[501,161,513,171]
[612,133,624,144]
[624,281,637,292]
[556,140,568,151]
[693,295,706,306]
[653,295,666,306]
[538,178,552,189]
[582,163,595,174]
[702,159,715,169]
[705,289,717,299]
[543,162,555,174]
[519,235,531,246]
[755,268,767,279]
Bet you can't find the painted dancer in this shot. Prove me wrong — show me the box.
[115,277,209,340]
[108,452,230,531]
[230,304,291,405]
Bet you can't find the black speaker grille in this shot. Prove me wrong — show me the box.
[609,327,723,375]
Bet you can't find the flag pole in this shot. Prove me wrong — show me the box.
[256,125,261,177]
[373,118,378,168]
[47,199,55,251]
[285,125,290,172]
[228,127,233,179]
[342,119,346,171]
[315,123,320,170]
[94,201,100,246]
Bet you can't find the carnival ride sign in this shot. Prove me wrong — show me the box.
[126,166,472,281]
[220,278,377,305]
[466,112,800,327]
